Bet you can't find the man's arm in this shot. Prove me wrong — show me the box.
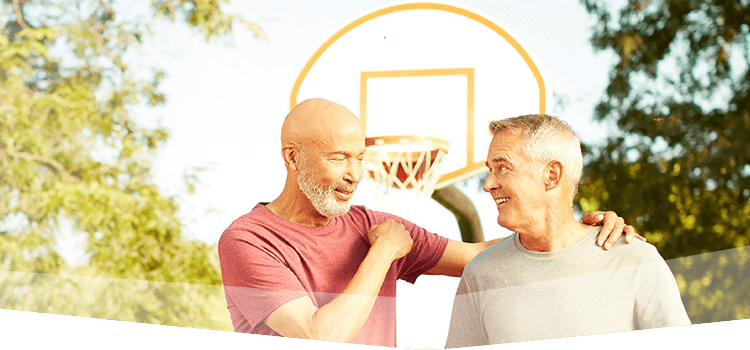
[426,211,644,277]
[445,277,487,348]
[263,219,411,343]
[634,249,692,329]
[424,238,502,277]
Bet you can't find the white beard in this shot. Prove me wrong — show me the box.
[297,161,354,218]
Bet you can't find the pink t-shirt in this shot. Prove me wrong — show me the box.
[218,203,449,347]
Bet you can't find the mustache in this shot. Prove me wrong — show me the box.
[334,183,357,192]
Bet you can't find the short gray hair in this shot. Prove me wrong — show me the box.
[488,114,583,203]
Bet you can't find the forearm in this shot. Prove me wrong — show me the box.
[266,219,411,343]
[306,247,396,342]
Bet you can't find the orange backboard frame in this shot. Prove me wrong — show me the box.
[290,2,548,188]
[360,68,478,186]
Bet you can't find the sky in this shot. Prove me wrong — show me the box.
[55,1,625,348]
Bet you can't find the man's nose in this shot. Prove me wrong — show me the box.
[482,174,499,193]
[344,159,363,184]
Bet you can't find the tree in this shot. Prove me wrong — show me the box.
[0,0,262,330]
[577,0,750,323]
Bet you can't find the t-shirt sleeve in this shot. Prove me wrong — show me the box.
[445,272,488,348]
[633,246,692,329]
[218,229,309,331]
[369,210,449,284]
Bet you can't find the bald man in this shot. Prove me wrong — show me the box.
[218,98,640,347]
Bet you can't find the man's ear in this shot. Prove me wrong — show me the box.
[544,161,563,191]
[282,144,300,171]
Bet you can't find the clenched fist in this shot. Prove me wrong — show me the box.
[368,219,413,262]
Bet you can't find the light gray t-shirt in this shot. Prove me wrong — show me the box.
[445,228,691,348]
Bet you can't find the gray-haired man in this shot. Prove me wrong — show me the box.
[445,114,691,347]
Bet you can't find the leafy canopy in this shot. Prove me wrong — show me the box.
[578,0,750,258]
[578,0,750,324]
[1,0,262,329]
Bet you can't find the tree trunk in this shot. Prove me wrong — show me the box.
[431,185,484,243]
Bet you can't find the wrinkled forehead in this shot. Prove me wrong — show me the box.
[488,129,526,155]
[304,122,367,154]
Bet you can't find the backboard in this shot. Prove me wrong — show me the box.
[291,1,551,189]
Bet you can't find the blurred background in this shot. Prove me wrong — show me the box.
[1,0,748,349]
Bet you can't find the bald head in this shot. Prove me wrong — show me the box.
[270,99,365,225]
[282,98,365,151]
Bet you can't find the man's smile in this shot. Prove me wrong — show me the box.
[333,184,357,201]
[335,187,356,200]
[494,197,509,206]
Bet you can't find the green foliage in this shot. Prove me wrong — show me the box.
[577,0,750,255]
[152,0,267,41]
[0,0,261,329]
[666,247,750,324]
[0,268,233,330]
[578,0,750,323]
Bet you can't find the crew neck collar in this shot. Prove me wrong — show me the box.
[256,202,341,232]
[512,226,603,259]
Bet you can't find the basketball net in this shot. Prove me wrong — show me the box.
[363,136,449,213]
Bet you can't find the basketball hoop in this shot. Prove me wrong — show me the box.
[364,135,449,204]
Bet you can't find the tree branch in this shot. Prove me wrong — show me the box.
[0,149,27,211]
[6,150,79,183]
[168,0,178,21]
[79,19,126,71]
[12,0,29,30]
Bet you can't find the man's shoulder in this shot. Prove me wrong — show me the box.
[583,234,666,271]
[607,236,663,261]
[465,235,517,271]
[219,204,274,242]
[226,202,267,224]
